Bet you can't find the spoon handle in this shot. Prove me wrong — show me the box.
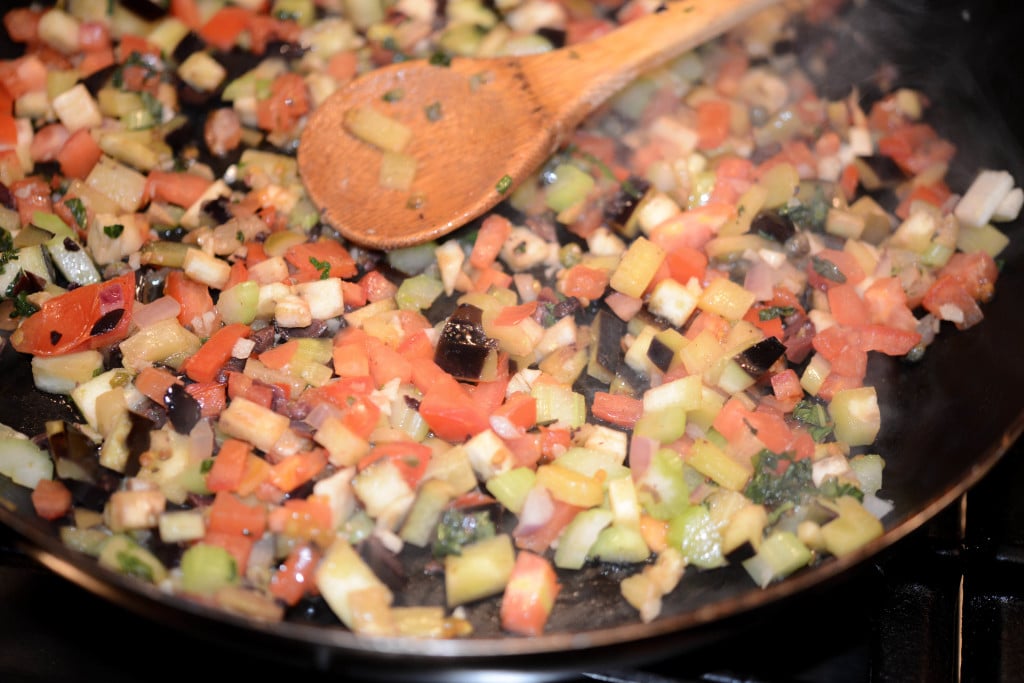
[520,0,779,133]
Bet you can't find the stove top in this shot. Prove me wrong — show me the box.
[3,435,1022,683]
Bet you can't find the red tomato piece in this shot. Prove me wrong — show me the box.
[11,271,135,356]
[31,479,72,520]
[500,551,561,637]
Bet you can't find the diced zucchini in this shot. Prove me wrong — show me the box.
[820,496,884,557]
[98,534,168,584]
[31,350,105,395]
[485,466,537,515]
[179,543,239,594]
[554,507,614,570]
[667,504,725,569]
[444,533,515,607]
[742,530,812,588]
[687,438,752,492]
[589,523,650,564]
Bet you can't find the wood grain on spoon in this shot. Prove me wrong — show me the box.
[298,0,779,250]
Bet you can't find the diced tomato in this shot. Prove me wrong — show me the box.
[770,368,803,412]
[11,271,135,356]
[665,245,708,285]
[470,214,513,269]
[3,8,42,44]
[359,269,398,303]
[117,34,161,62]
[812,325,867,379]
[827,283,871,328]
[492,391,538,432]
[639,514,669,554]
[500,551,560,637]
[711,396,752,444]
[207,491,268,539]
[256,72,310,133]
[591,391,643,429]
[539,426,572,460]
[806,248,865,290]
[235,453,272,497]
[56,128,104,179]
[165,269,219,332]
[182,323,251,383]
[170,0,203,29]
[199,6,253,51]
[0,55,47,99]
[145,170,212,209]
[268,449,329,493]
[357,441,433,489]
[29,123,69,163]
[206,439,253,493]
[560,264,609,300]
[185,381,228,418]
[366,337,414,387]
[922,274,985,330]
[816,371,864,401]
[247,15,301,55]
[269,544,322,606]
[284,239,357,282]
[863,276,918,332]
[513,499,582,553]
[31,479,72,520]
[744,408,794,455]
[10,176,52,226]
[938,251,999,303]
[743,304,785,341]
[326,50,359,83]
[473,266,513,293]
[418,380,491,442]
[257,338,300,370]
[227,371,275,409]
[858,324,921,356]
[696,99,732,151]
[332,339,371,378]
[134,365,181,405]
[268,496,333,540]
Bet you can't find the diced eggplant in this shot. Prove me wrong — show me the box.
[536,27,567,49]
[46,420,100,482]
[165,383,202,434]
[359,534,408,594]
[646,335,675,373]
[723,539,757,562]
[734,336,786,380]
[750,210,796,243]
[603,176,650,233]
[172,31,207,65]
[0,182,15,210]
[123,411,156,477]
[854,155,906,190]
[588,308,626,384]
[120,0,170,20]
[434,303,497,381]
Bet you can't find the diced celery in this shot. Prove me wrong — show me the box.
[399,479,455,547]
[667,505,725,569]
[828,386,880,447]
[554,508,614,570]
[444,534,515,607]
[820,496,884,557]
[632,406,687,444]
[532,382,586,428]
[635,447,690,520]
[589,523,650,564]
[742,530,812,588]
[98,535,168,584]
[687,438,752,492]
[609,236,665,299]
[217,281,260,325]
[555,447,629,479]
[545,163,595,213]
[395,273,445,311]
[179,543,238,594]
[485,466,536,515]
[344,105,412,153]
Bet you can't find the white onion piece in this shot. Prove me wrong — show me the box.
[513,485,555,536]
[743,260,777,302]
[862,494,895,520]
[489,414,521,439]
[627,434,659,480]
[189,419,215,462]
[304,402,340,430]
[133,296,181,329]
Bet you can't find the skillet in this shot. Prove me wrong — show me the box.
[0,0,1023,680]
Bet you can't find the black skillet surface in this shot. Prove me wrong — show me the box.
[1,0,1023,680]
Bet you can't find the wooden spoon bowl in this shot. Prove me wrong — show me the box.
[298,0,778,250]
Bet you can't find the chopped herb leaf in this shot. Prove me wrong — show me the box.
[236,230,245,243]
[200,459,214,474]
[759,305,796,321]
[432,509,495,557]
[382,88,405,102]
[65,198,87,229]
[818,476,864,502]
[116,550,155,582]
[496,174,513,194]
[9,291,39,319]
[309,256,331,280]
[428,51,452,67]
[745,450,814,508]
[811,255,847,283]
[793,399,834,442]
[104,224,125,239]
[424,101,442,121]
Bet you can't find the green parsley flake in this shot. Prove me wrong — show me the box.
[104,224,124,239]
[496,174,513,194]
[309,256,331,280]
[65,198,87,229]
[424,101,442,122]
[382,88,405,102]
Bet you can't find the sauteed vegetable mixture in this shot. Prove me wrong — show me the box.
[0,0,1018,637]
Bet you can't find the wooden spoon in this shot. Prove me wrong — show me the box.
[298,0,778,250]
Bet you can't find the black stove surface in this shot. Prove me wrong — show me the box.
[3,436,1022,683]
